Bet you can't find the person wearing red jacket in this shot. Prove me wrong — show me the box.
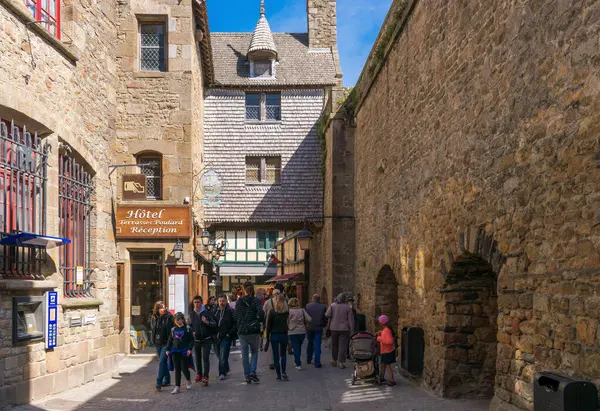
[376,315,397,386]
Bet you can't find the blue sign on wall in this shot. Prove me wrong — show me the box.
[45,291,58,350]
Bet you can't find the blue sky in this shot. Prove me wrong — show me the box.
[206,0,393,86]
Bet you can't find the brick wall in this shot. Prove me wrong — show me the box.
[321,0,600,409]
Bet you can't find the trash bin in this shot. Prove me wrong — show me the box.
[534,372,598,411]
[400,326,424,375]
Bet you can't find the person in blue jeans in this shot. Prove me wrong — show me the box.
[287,298,312,370]
[305,294,327,368]
[150,301,174,391]
[215,294,236,380]
[234,281,265,384]
[266,293,290,381]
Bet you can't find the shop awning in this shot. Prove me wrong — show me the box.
[266,273,302,283]
[0,232,71,249]
[219,264,278,277]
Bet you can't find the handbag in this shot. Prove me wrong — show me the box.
[301,309,312,330]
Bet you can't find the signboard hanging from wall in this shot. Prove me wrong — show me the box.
[115,206,191,239]
[122,174,147,201]
[199,169,222,206]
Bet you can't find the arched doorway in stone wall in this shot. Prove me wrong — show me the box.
[321,287,329,306]
[375,265,399,329]
[441,252,498,399]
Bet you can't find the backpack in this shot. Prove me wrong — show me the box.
[242,298,261,335]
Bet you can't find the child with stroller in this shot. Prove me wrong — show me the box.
[166,312,194,394]
[376,315,397,386]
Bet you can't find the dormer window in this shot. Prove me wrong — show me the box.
[252,60,273,78]
[247,1,278,80]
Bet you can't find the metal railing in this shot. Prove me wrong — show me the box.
[0,120,50,279]
[59,149,93,297]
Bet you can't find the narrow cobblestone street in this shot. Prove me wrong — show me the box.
[11,347,489,411]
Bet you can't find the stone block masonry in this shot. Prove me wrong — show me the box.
[318,0,600,410]
[307,0,337,50]
[0,0,121,398]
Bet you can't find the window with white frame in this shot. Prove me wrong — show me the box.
[140,23,166,72]
[138,156,162,199]
[245,92,281,121]
[245,156,281,185]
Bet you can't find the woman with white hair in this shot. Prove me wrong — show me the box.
[325,293,354,369]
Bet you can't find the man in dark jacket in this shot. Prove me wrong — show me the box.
[189,295,217,386]
[305,294,327,368]
[215,294,236,380]
[234,281,265,384]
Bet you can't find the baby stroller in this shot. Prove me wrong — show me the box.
[349,331,380,385]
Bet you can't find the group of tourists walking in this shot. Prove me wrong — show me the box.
[150,281,397,394]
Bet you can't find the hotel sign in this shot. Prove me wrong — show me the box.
[115,206,191,239]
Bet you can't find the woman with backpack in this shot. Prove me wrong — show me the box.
[376,315,397,386]
[287,298,312,371]
[151,301,173,391]
[165,312,194,394]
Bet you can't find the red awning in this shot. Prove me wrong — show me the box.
[266,273,302,283]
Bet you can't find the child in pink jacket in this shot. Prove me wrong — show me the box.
[376,315,397,386]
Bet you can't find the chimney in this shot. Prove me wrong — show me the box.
[307,0,337,50]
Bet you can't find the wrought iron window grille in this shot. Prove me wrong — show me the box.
[0,120,50,279]
[59,147,93,298]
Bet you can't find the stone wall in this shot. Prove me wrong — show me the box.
[310,100,356,301]
[323,0,600,409]
[0,0,120,406]
[307,0,337,50]
[306,0,342,85]
[113,0,201,351]
[114,0,196,204]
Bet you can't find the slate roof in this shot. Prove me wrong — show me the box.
[210,32,338,87]
[248,3,277,58]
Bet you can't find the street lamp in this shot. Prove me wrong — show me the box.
[201,230,211,247]
[172,238,184,260]
[296,223,313,251]
[295,216,354,251]
[207,240,215,253]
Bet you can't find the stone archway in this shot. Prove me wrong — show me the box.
[375,265,399,329]
[441,252,498,399]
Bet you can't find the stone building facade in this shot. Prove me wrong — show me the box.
[203,0,340,292]
[0,0,120,406]
[319,0,600,410]
[112,0,208,354]
[0,0,211,406]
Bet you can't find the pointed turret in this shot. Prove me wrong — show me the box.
[248,0,277,60]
